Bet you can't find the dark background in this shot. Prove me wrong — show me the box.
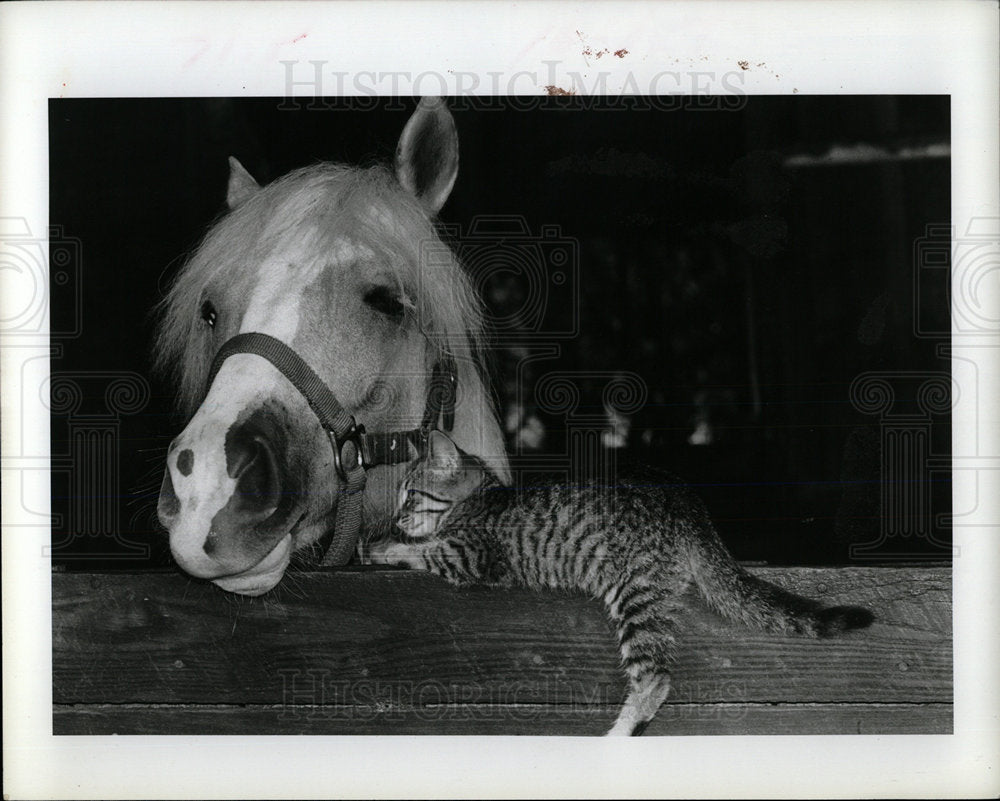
[48,96,951,568]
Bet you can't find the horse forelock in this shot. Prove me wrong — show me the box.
[153,162,487,419]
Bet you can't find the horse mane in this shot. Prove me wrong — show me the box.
[152,163,489,419]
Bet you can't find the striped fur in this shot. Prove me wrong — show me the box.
[372,431,875,736]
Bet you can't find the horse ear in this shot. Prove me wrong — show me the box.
[227,156,261,209]
[395,97,459,214]
[427,430,461,473]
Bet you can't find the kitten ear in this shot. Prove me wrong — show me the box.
[227,156,261,209]
[427,430,461,474]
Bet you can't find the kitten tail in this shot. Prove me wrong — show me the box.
[686,530,874,638]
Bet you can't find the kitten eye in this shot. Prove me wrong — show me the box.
[200,300,218,329]
[363,285,405,320]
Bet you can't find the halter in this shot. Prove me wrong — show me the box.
[205,332,457,567]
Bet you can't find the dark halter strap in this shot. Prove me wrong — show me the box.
[205,332,457,567]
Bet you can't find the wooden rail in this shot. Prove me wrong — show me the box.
[52,566,951,735]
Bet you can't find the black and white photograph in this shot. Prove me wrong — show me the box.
[49,93,952,736]
[2,2,998,799]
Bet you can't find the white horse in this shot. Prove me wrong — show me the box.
[155,98,509,596]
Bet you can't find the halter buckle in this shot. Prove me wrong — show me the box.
[330,420,366,482]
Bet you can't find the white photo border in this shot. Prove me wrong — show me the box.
[2,1,998,798]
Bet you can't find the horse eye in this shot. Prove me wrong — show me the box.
[363,285,405,320]
[200,300,218,329]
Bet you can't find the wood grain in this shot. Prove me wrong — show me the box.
[53,702,951,736]
[52,566,951,734]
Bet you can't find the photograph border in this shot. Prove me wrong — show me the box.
[2,2,998,798]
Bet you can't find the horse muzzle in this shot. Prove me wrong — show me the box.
[158,404,300,587]
[158,331,457,592]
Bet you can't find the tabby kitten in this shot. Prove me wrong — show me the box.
[369,430,874,736]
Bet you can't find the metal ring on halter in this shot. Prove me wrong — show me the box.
[329,422,366,483]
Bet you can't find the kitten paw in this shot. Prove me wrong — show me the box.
[367,541,421,569]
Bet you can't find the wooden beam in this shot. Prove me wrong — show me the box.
[54,703,952,736]
[52,566,951,735]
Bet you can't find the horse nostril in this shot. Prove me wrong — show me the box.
[225,423,283,518]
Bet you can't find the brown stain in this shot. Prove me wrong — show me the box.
[736,59,783,81]
[576,29,627,63]
[545,86,576,96]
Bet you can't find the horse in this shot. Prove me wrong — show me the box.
[155,98,510,596]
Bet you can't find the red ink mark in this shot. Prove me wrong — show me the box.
[614,49,629,58]
[182,38,210,69]
[292,33,307,43]
[545,85,576,96]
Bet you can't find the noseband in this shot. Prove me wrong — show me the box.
[205,332,457,566]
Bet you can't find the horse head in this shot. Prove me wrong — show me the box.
[155,99,508,595]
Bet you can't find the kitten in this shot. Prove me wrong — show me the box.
[369,430,874,736]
